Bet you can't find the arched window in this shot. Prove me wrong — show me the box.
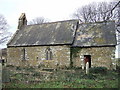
[46,47,52,60]
[22,48,26,60]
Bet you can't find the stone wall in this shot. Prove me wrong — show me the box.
[7,45,70,68]
[72,46,116,69]
[7,46,116,69]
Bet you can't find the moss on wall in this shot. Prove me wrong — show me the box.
[70,47,82,68]
[71,47,81,58]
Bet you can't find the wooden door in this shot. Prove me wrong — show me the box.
[84,55,91,68]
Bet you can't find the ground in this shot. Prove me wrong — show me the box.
[2,65,119,88]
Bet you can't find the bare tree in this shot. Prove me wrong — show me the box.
[115,1,120,33]
[28,17,48,25]
[0,14,11,44]
[73,2,118,23]
[73,1,120,45]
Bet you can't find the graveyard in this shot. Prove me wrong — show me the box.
[2,64,119,88]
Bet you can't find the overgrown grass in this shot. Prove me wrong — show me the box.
[3,76,118,88]
[2,67,119,88]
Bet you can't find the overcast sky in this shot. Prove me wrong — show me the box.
[0,0,119,57]
[0,0,114,33]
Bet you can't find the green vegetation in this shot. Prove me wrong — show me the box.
[2,66,119,88]
[6,65,15,68]
[70,47,82,68]
[89,67,107,74]
[71,47,82,58]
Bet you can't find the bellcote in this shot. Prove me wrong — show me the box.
[18,13,27,29]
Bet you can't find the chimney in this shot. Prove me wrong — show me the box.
[18,13,27,29]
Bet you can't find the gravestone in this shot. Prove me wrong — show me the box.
[86,62,89,74]
[0,63,2,90]
[2,67,10,83]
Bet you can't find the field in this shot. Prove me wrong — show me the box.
[2,66,119,88]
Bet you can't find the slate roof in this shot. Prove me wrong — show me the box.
[8,20,78,47]
[7,20,117,47]
[73,21,117,47]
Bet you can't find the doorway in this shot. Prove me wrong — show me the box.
[84,55,91,68]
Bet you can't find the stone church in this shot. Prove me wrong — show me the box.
[7,13,117,69]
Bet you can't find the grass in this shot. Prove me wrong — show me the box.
[3,77,118,88]
[2,66,119,88]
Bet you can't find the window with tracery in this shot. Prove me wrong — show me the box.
[46,47,52,60]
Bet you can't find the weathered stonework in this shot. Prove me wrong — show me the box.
[72,47,116,69]
[7,46,116,69]
[7,15,117,70]
[7,45,70,68]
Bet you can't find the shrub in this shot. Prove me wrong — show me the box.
[25,66,34,71]
[38,64,45,69]
[89,67,107,74]
[32,72,41,76]
[6,65,15,68]
[16,66,22,70]
[81,73,97,79]
[116,65,120,73]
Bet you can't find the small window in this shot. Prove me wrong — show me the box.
[22,48,26,60]
[46,47,52,60]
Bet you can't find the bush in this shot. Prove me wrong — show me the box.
[82,73,97,79]
[32,72,41,76]
[89,67,107,74]
[38,64,45,68]
[116,65,120,73]
[6,65,15,68]
[16,66,22,70]
[25,66,34,71]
